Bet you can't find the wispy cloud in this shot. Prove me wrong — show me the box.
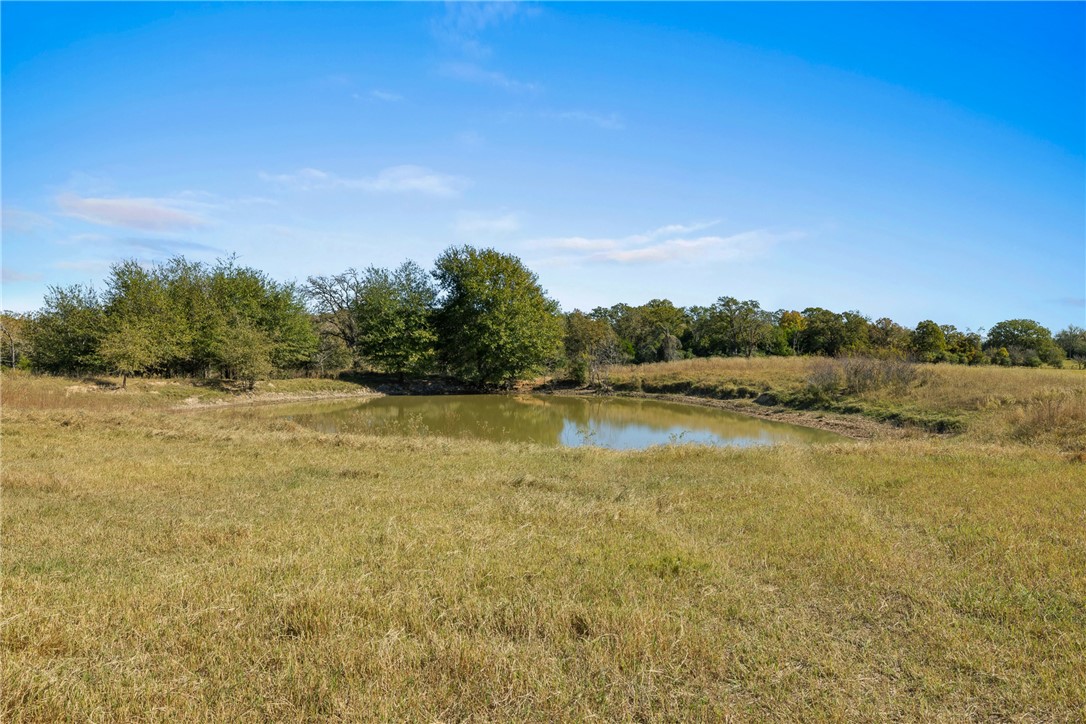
[53,259,114,273]
[527,221,800,265]
[60,233,110,245]
[1,268,42,283]
[456,130,485,148]
[431,2,529,58]
[455,211,521,235]
[56,232,220,262]
[56,193,207,231]
[542,110,625,130]
[49,236,221,277]
[598,231,785,263]
[2,207,54,233]
[260,165,470,197]
[432,4,540,94]
[439,61,538,93]
[368,89,404,102]
[114,237,221,256]
[1057,296,1086,308]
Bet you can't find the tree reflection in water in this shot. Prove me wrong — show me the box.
[260,395,845,449]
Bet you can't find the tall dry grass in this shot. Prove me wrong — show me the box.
[604,356,1086,444]
[2,376,1085,719]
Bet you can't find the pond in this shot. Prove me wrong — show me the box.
[262,394,846,449]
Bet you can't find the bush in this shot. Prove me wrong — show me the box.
[808,355,920,398]
[806,357,842,396]
[1012,391,1086,446]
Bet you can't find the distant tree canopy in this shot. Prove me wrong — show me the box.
[26,257,317,383]
[911,320,947,362]
[985,318,1065,367]
[1055,325,1086,367]
[0,311,32,370]
[14,248,1077,385]
[26,284,105,374]
[353,261,438,378]
[565,310,622,385]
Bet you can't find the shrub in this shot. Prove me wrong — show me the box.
[806,357,842,396]
[808,355,920,397]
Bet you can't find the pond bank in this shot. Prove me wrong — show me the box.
[537,388,908,441]
[174,381,901,441]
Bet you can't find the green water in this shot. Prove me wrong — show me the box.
[266,394,846,449]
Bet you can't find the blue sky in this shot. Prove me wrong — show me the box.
[3,1,1083,332]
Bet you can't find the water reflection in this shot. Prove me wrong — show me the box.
[264,394,845,449]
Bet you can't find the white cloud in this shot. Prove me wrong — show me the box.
[258,168,331,189]
[455,212,521,235]
[1,268,42,283]
[56,193,207,231]
[431,2,530,58]
[260,165,469,197]
[53,259,114,273]
[62,233,110,245]
[369,89,404,102]
[543,110,625,130]
[526,221,800,265]
[439,61,538,93]
[2,207,54,233]
[599,232,778,263]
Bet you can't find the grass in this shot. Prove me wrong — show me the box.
[605,356,1086,445]
[3,371,1085,720]
[0,370,375,411]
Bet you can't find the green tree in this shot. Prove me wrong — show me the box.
[0,312,31,369]
[797,308,845,356]
[157,256,216,376]
[777,310,806,355]
[98,320,158,388]
[101,260,179,380]
[841,311,871,354]
[910,320,947,362]
[208,257,317,376]
[608,299,688,363]
[433,246,563,386]
[355,261,438,378]
[732,299,773,357]
[213,319,273,390]
[565,310,621,385]
[869,317,910,355]
[941,325,985,365]
[1055,325,1086,368]
[26,284,105,373]
[798,308,869,357]
[986,319,1063,366]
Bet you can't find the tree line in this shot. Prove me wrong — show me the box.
[3,247,1084,386]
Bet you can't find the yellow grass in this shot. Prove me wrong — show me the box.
[3,373,1085,720]
[605,357,1086,446]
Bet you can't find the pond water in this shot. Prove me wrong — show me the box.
[264,394,845,449]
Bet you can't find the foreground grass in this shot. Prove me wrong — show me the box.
[3,376,1085,720]
[605,357,1086,446]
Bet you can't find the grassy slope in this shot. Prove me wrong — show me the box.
[605,357,1086,445]
[3,373,1085,720]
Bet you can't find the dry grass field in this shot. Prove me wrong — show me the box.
[605,356,1086,448]
[3,368,1085,720]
